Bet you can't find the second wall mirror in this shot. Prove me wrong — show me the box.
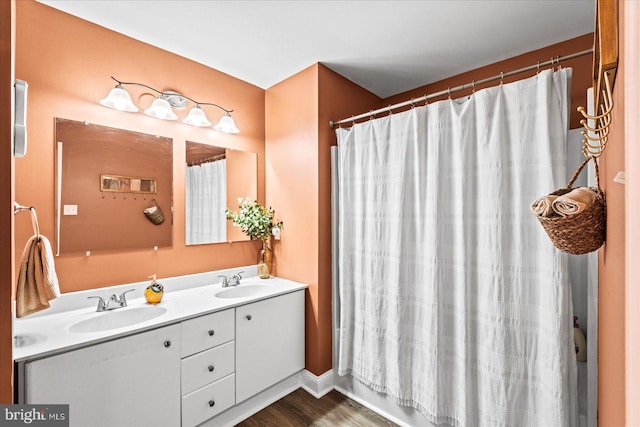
[185,141,257,245]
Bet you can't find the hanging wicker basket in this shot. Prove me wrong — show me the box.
[532,156,606,255]
[144,199,165,225]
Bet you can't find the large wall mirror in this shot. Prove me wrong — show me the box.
[55,118,173,254]
[185,141,257,245]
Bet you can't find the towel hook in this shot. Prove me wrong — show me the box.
[14,202,40,241]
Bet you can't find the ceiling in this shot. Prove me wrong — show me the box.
[39,0,596,99]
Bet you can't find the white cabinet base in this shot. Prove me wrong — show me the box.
[24,325,181,427]
[235,290,305,404]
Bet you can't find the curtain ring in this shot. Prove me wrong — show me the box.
[471,80,476,93]
[410,98,415,108]
[424,94,428,106]
[387,105,392,115]
[369,110,374,120]
[500,72,504,84]
[536,61,541,74]
[447,87,451,99]
[351,115,355,126]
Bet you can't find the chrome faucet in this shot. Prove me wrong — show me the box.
[88,289,135,312]
[230,271,244,286]
[219,271,244,288]
[219,275,230,288]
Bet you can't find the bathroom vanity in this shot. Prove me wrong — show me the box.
[13,269,306,427]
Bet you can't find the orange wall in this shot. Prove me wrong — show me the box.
[266,64,380,375]
[317,65,381,373]
[384,34,594,130]
[598,1,626,425]
[625,2,640,425]
[266,65,321,373]
[14,1,266,292]
[0,0,15,404]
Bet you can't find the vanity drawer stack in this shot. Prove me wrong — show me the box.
[180,308,235,427]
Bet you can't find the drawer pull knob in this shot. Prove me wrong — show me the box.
[163,340,171,348]
[208,400,215,407]
[208,365,214,372]
[246,314,252,320]
[208,329,215,336]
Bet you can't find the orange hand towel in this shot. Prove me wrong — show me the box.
[16,235,60,318]
[531,194,559,218]
[552,187,597,217]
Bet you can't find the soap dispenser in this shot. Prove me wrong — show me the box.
[574,316,587,362]
[145,274,164,304]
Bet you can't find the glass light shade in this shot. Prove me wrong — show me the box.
[144,98,178,120]
[99,86,138,112]
[214,113,239,134]
[182,105,212,127]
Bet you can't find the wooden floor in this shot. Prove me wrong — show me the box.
[235,389,398,427]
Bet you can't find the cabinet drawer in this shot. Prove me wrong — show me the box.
[181,374,235,427]
[181,309,234,357]
[181,341,234,395]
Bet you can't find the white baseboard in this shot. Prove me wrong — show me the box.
[199,369,412,427]
[333,383,413,427]
[300,369,334,398]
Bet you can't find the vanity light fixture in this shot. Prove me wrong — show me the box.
[182,104,212,127]
[99,84,138,112]
[214,112,240,134]
[144,97,178,120]
[99,76,239,133]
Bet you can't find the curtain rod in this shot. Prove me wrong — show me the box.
[329,48,594,129]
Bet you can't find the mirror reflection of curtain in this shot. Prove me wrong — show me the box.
[185,160,227,245]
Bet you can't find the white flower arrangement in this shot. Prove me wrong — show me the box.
[225,198,283,242]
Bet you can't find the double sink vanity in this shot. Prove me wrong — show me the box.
[13,267,306,427]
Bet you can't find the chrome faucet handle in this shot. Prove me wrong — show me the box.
[118,289,136,306]
[218,275,230,288]
[230,271,244,286]
[87,296,107,312]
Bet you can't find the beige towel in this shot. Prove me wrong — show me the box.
[531,194,559,217]
[552,187,597,217]
[16,235,60,318]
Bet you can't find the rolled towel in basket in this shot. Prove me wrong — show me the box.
[552,187,597,216]
[531,194,558,217]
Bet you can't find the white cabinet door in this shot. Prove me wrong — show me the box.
[25,324,181,427]
[235,290,305,403]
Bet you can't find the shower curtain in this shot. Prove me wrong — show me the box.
[185,160,227,244]
[336,69,577,427]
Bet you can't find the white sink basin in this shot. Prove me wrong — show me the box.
[69,306,167,333]
[214,284,275,299]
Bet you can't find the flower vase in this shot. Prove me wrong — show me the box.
[257,239,273,279]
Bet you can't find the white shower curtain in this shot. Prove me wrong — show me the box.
[185,160,227,245]
[336,69,577,427]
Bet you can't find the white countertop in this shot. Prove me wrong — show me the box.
[13,266,307,362]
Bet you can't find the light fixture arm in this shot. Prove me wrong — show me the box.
[109,76,233,113]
